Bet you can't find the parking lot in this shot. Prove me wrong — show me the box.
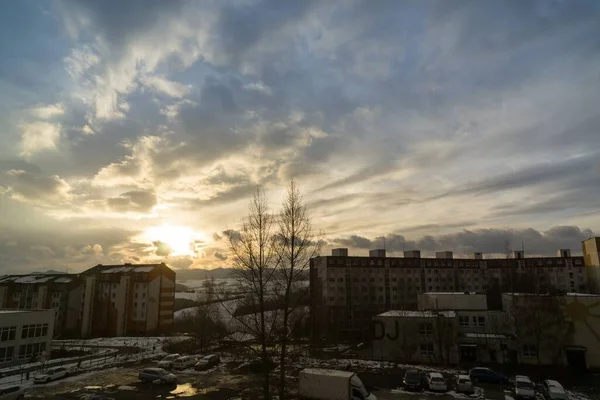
[17,350,600,400]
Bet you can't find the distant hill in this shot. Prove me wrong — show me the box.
[174,267,235,281]
[174,267,308,282]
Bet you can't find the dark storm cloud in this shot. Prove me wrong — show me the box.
[332,226,594,257]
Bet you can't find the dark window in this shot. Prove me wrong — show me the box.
[420,343,434,356]
[419,323,433,335]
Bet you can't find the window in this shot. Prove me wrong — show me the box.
[522,344,537,358]
[419,323,433,335]
[142,293,146,298]
[135,293,138,298]
[329,297,335,301]
[420,343,434,356]
[471,316,485,328]
[134,302,138,307]
[328,278,335,283]
[112,293,116,298]
[0,346,14,362]
[0,327,16,342]
[18,342,46,360]
[459,316,469,327]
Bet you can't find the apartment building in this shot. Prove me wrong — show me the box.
[80,263,176,337]
[310,247,589,341]
[0,309,55,368]
[0,274,83,337]
[583,237,600,290]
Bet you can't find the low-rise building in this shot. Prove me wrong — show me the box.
[373,292,600,369]
[0,309,55,368]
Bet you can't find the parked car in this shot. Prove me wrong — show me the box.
[456,374,474,393]
[0,385,25,400]
[173,356,196,370]
[194,354,220,371]
[158,353,180,369]
[469,367,508,384]
[427,372,447,392]
[33,367,69,384]
[403,369,422,391]
[514,375,536,400]
[138,368,177,385]
[540,380,569,400]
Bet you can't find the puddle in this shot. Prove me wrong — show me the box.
[169,383,203,397]
[84,386,103,389]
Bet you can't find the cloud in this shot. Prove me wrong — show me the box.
[19,122,62,158]
[332,226,594,257]
[141,75,190,98]
[106,189,157,213]
[1,169,72,206]
[152,240,172,257]
[29,104,65,119]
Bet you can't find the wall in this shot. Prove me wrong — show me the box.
[158,274,175,331]
[146,276,160,333]
[372,314,459,364]
[0,309,55,367]
[418,293,487,310]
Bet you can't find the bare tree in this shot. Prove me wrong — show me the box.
[225,188,279,400]
[273,181,323,400]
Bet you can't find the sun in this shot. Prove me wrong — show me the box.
[145,225,197,256]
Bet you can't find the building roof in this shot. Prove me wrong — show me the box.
[82,263,169,275]
[463,333,508,339]
[378,310,456,318]
[0,273,76,285]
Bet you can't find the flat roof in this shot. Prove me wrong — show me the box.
[378,310,456,318]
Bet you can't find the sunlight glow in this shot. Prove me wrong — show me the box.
[144,225,198,256]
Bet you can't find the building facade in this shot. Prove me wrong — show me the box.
[373,292,600,370]
[311,246,589,340]
[0,263,176,338]
[80,263,176,337]
[0,309,55,368]
[373,293,513,365]
[583,237,600,291]
[0,274,83,338]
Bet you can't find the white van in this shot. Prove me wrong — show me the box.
[173,355,196,370]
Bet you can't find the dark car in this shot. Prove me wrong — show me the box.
[403,369,422,391]
[469,367,508,384]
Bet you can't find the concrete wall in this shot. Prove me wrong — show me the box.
[418,293,487,310]
[0,309,54,367]
[146,276,160,332]
[372,314,459,364]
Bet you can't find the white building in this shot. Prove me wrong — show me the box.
[0,309,55,368]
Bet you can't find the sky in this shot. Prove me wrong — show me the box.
[1,0,599,273]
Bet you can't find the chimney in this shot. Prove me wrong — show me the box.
[404,250,421,259]
[332,248,348,257]
[473,252,483,260]
[557,249,571,258]
[369,249,386,258]
[513,250,524,259]
[436,251,453,259]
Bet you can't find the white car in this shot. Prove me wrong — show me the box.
[33,367,69,384]
[515,375,536,400]
[456,374,474,393]
[541,380,569,400]
[0,385,25,400]
[158,353,180,369]
[427,372,447,392]
[173,355,196,370]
